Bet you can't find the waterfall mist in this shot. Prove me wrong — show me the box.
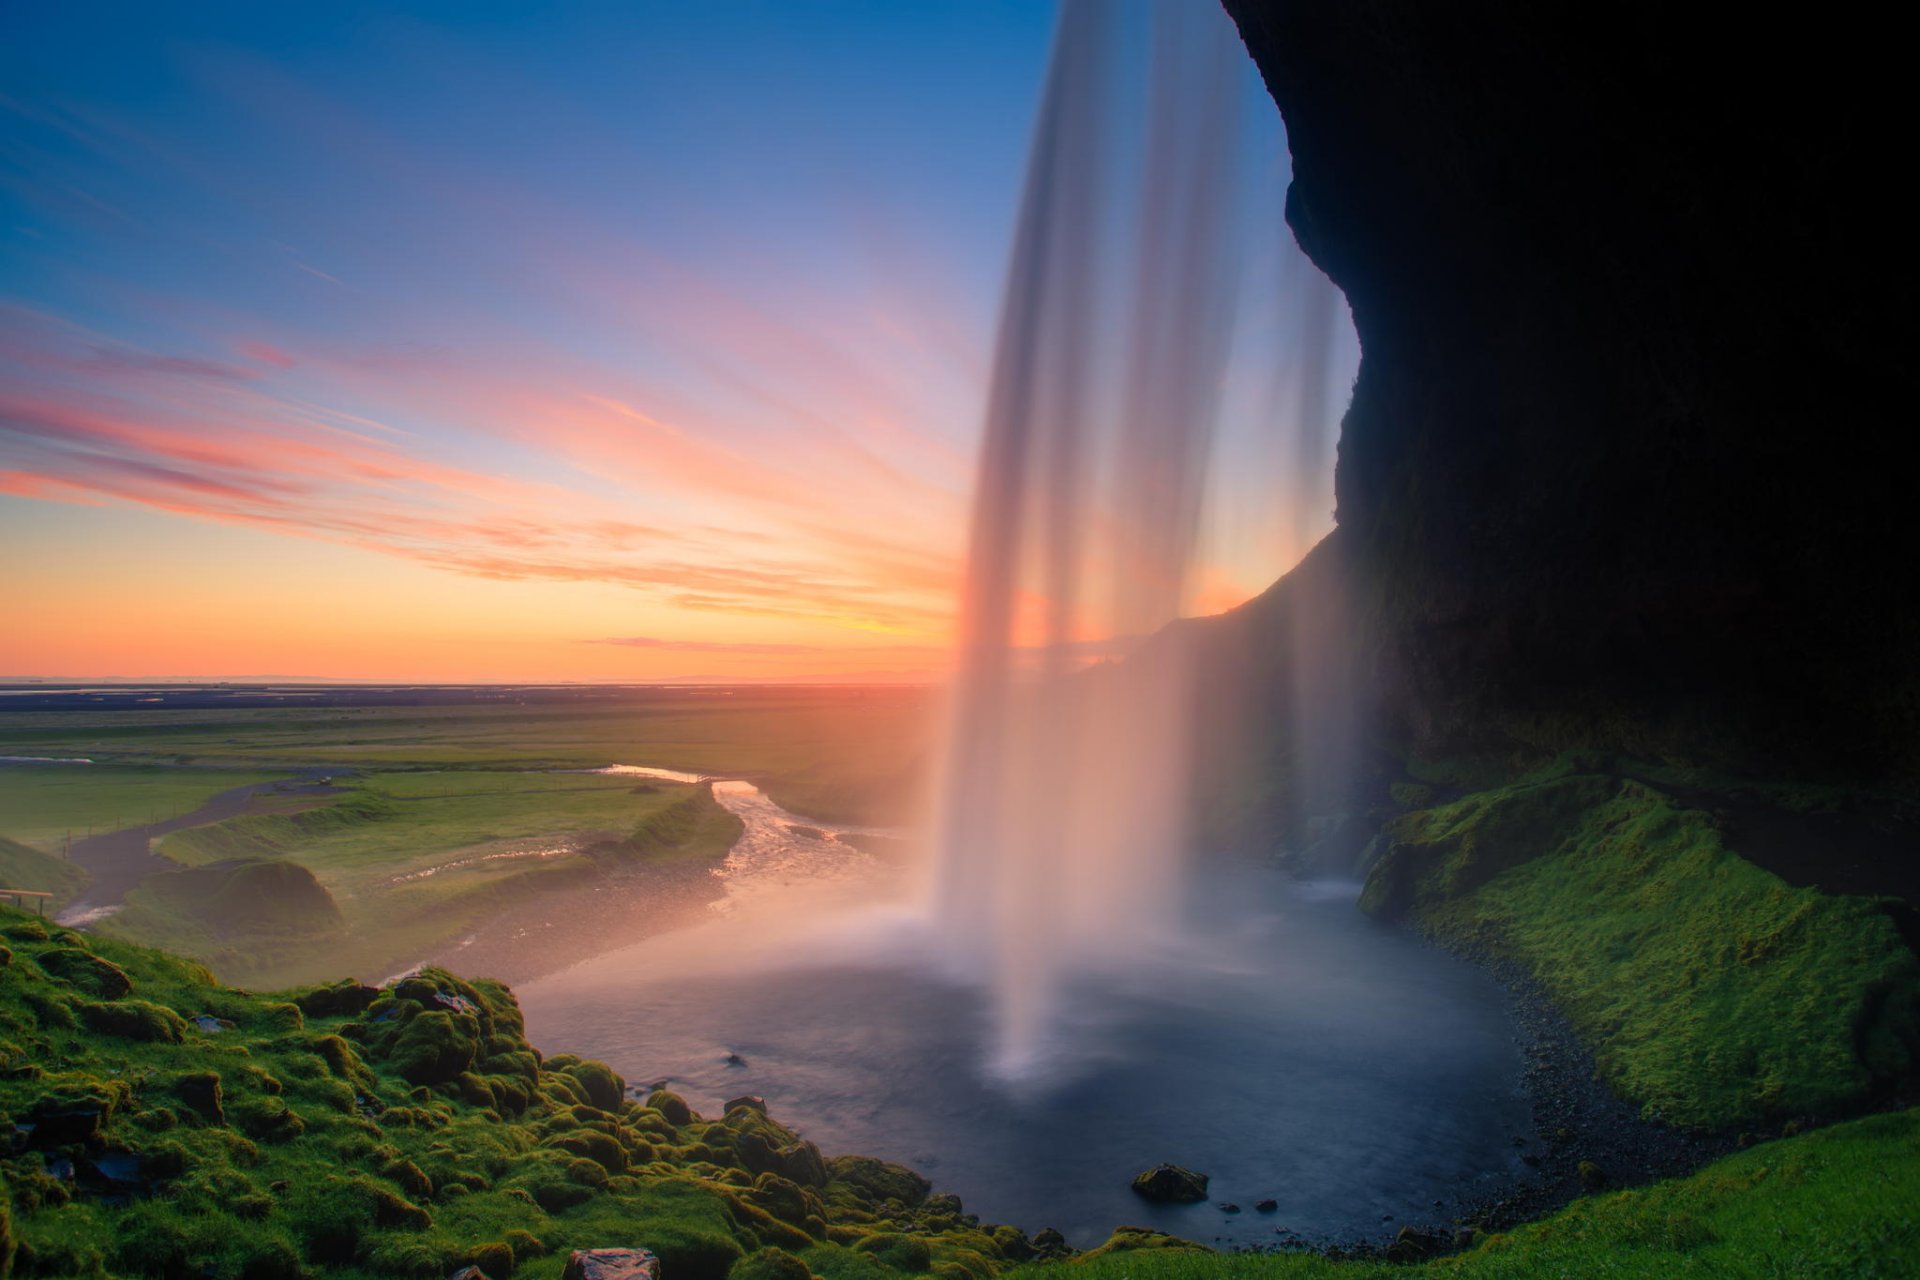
[927,0,1352,1080]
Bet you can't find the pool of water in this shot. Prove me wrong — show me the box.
[517,863,1533,1249]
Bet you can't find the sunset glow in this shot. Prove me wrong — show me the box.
[2,2,1352,683]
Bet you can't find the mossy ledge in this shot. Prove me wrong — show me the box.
[1361,770,1920,1130]
[1,907,1174,1280]
[6,903,1920,1277]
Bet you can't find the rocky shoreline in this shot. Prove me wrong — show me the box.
[1287,940,1737,1264]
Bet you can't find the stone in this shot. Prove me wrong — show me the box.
[724,1094,767,1115]
[1129,1163,1209,1203]
[562,1248,658,1280]
[1254,1199,1278,1213]
[1030,1229,1072,1260]
[647,1089,694,1127]
[32,948,132,1000]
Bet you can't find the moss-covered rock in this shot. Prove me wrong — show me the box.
[650,1088,695,1127]
[76,998,187,1043]
[33,946,133,1000]
[853,1233,933,1273]
[828,1156,931,1208]
[730,1245,811,1280]
[1079,1227,1211,1261]
[565,1058,627,1112]
[1129,1164,1208,1203]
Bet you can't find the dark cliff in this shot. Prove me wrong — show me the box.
[1220,1,1920,778]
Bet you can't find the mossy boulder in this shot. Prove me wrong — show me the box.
[1081,1226,1212,1260]
[853,1233,932,1273]
[1130,1164,1208,1203]
[292,978,381,1018]
[565,1058,627,1112]
[650,1088,695,1127]
[827,1156,930,1207]
[76,998,187,1043]
[33,946,133,1000]
[728,1246,810,1280]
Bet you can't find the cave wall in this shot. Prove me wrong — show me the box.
[1222,0,1920,777]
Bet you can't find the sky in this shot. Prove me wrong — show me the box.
[0,1,1354,684]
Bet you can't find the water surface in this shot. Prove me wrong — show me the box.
[518,865,1532,1249]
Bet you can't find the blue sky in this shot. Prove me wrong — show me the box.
[0,1,1353,681]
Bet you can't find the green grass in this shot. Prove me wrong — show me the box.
[1016,1109,1920,1279]
[0,689,933,824]
[0,908,1025,1280]
[103,773,743,988]
[0,835,88,909]
[1363,773,1920,1128]
[0,764,291,851]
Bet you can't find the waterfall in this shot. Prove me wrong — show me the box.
[928,0,1268,1079]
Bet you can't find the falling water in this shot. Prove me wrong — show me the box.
[929,0,1299,1079]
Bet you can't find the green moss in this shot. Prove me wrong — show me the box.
[732,1245,814,1280]
[31,947,133,1001]
[0,908,1011,1280]
[75,999,187,1043]
[1364,775,1920,1128]
[853,1233,933,1274]
[827,1156,931,1208]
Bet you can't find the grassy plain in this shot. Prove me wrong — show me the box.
[0,764,292,852]
[0,688,935,824]
[104,773,743,988]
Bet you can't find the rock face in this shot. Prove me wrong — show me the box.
[1130,1163,1210,1203]
[1220,1,1920,778]
[562,1248,659,1280]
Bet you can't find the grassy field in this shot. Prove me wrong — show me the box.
[1363,769,1920,1129]
[0,763,292,852]
[0,689,924,987]
[99,771,743,988]
[0,835,88,909]
[0,688,935,824]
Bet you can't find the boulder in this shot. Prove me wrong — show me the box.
[1029,1229,1073,1261]
[293,979,381,1018]
[647,1089,694,1127]
[563,1248,659,1280]
[33,947,132,1000]
[1129,1164,1209,1203]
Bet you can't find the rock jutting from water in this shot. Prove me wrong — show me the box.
[1130,1163,1210,1203]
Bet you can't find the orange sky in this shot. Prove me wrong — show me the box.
[0,5,1350,684]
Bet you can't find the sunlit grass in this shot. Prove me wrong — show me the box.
[0,690,933,823]
[1364,773,1920,1128]
[0,763,291,851]
[104,773,742,987]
